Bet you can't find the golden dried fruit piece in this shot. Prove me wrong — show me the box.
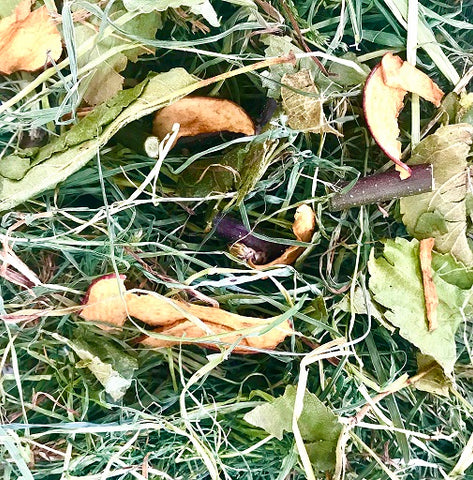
[381,53,443,106]
[81,274,293,352]
[80,274,128,330]
[249,204,316,269]
[363,53,444,178]
[152,96,255,145]
[0,0,63,75]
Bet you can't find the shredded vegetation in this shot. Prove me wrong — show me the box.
[1,1,473,479]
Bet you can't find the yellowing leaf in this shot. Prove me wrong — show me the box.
[76,7,161,106]
[0,0,62,75]
[400,124,473,265]
[281,70,341,136]
[415,354,450,397]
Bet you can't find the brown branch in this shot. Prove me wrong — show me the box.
[329,164,434,211]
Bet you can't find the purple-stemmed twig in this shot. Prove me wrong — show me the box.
[213,215,285,263]
[329,164,434,211]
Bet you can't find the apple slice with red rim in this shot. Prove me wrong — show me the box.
[363,53,444,179]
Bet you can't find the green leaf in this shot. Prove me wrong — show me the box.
[327,53,370,86]
[400,124,473,265]
[244,385,342,472]
[260,35,311,99]
[123,0,206,13]
[71,332,138,402]
[33,79,149,166]
[233,137,279,206]
[432,252,473,291]
[336,287,393,332]
[76,6,162,105]
[0,68,198,211]
[0,155,30,180]
[123,0,219,27]
[368,237,471,374]
[176,157,240,197]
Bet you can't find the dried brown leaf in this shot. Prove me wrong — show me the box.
[0,0,62,75]
[281,70,341,136]
[80,275,128,330]
[419,238,439,331]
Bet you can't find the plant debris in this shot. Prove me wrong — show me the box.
[363,53,444,178]
[81,275,293,352]
[247,204,316,269]
[0,0,62,75]
[214,214,285,265]
[329,163,434,211]
[281,69,341,136]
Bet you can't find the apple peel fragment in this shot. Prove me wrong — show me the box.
[81,275,292,353]
[363,53,444,178]
[152,96,256,147]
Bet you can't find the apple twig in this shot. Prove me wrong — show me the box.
[329,163,433,211]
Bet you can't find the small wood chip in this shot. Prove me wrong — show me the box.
[419,238,438,331]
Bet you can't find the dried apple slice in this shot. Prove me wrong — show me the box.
[152,96,255,146]
[363,53,444,179]
[81,274,293,352]
[381,53,443,106]
[0,0,63,75]
[80,274,128,330]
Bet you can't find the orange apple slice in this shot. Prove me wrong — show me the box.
[153,96,255,147]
